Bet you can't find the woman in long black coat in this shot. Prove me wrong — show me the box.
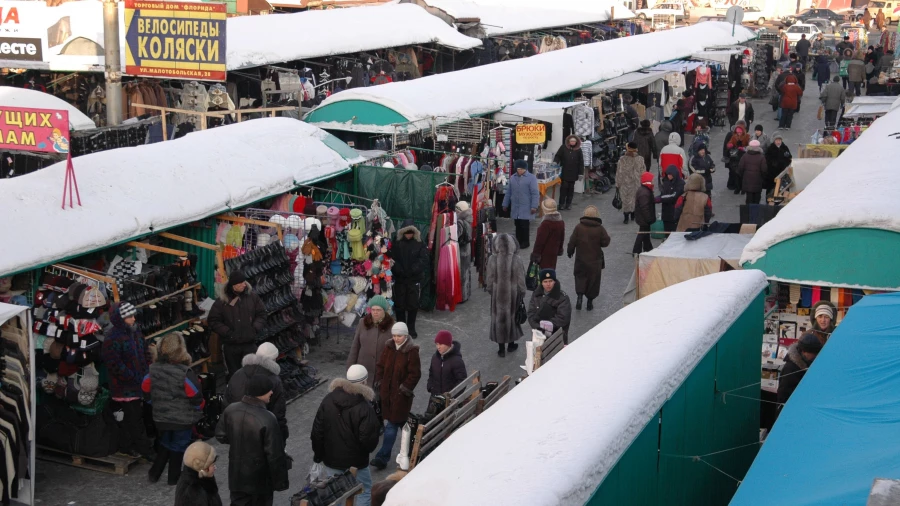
[389,219,429,338]
[764,133,792,196]
[566,205,611,312]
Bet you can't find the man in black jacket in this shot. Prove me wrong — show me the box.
[216,375,288,506]
[224,342,288,444]
[208,270,267,381]
[776,333,823,409]
[726,93,754,128]
[795,34,811,69]
[311,365,380,506]
[632,172,657,255]
[553,135,584,210]
[389,220,429,339]
[427,330,468,395]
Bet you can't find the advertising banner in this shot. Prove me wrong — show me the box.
[0,107,70,154]
[515,123,547,144]
[123,0,227,81]
[0,1,105,71]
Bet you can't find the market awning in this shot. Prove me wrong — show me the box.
[647,59,707,72]
[0,88,97,131]
[226,4,482,70]
[305,22,757,132]
[498,100,585,117]
[731,292,900,506]
[0,118,364,278]
[842,96,898,118]
[383,270,768,505]
[580,70,668,93]
[740,106,900,290]
[692,48,744,64]
[420,0,634,36]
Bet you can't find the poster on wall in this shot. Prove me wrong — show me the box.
[0,107,70,154]
[123,0,227,81]
[0,1,106,71]
[515,123,546,144]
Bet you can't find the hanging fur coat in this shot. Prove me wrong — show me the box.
[616,151,645,213]
[485,234,526,344]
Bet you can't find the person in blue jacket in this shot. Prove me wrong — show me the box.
[502,159,540,248]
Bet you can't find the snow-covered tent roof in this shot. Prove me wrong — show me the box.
[0,88,96,131]
[384,270,768,505]
[226,4,482,70]
[0,118,364,278]
[580,70,668,93]
[420,0,634,36]
[731,292,900,506]
[646,59,706,72]
[305,22,757,132]
[740,106,900,285]
[842,96,898,118]
[498,100,584,117]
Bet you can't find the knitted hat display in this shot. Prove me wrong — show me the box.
[285,215,303,231]
[348,228,366,261]
[316,205,328,217]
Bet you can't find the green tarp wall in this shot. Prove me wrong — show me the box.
[355,165,449,310]
[587,292,764,506]
[740,228,900,290]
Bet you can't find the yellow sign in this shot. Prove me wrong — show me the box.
[515,123,546,144]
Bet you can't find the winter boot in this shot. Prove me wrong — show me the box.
[587,298,594,311]
[507,342,518,352]
[407,309,419,339]
[167,451,184,486]
[576,294,583,310]
[498,343,506,357]
[623,213,629,224]
[148,447,170,483]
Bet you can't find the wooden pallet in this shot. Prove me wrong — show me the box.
[37,445,142,476]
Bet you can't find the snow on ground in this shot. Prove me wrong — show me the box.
[0,88,96,131]
[740,106,900,266]
[226,4,482,70]
[384,270,768,506]
[0,118,362,277]
[308,22,756,124]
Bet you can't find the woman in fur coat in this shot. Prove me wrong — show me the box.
[485,233,526,357]
[616,142,645,224]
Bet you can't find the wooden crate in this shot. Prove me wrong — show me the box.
[37,446,141,476]
[533,328,565,371]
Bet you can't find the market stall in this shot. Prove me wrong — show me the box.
[0,303,35,505]
[383,270,768,505]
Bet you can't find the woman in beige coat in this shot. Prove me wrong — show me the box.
[616,142,645,225]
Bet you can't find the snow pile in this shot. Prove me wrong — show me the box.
[740,106,900,266]
[384,270,768,506]
[0,118,363,277]
[308,22,756,125]
[0,88,96,131]
[423,0,634,35]
[226,4,482,70]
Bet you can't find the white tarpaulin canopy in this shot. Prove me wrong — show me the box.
[0,118,364,277]
[624,233,753,302]
[741,106,900,266]
[692,48,743,64]
[421,0,634,36]
[580,70,669,93]
[306,23,758,130]
[384,270,768,505]
[789,158,832,190]
[843,96,897,118]
[498,100,585,116]
[647,59,706,72]
[0,88,96,131]
[226,4,482,70]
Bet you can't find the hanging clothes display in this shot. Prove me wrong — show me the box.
[572,104,595,137]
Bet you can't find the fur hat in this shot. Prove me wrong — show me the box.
[184,441,217,476]
[256,342,279,361]
[434,330,452,347]
[541,198,558,214]
[749,140,761,148]
[228,270,247,287]
[539,268,557,282]
[157,332,192,365]
[798,333,824,354]
[347,364,368,383]
[246,374,274,397]
[583,205,600,218]
[640,119,651,128]
[455,201,470,213]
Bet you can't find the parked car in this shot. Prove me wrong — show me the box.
[867,1,899,24]
[636,1,690,22]
[784,8,846,26]
[785,22,822,43]
[739,6,771,26]
[698,15,728,22]
[806,17,835,34]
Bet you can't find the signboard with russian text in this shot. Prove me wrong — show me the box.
[124,0,227,81]
[0,1,106,71]
[0,107,70,154]
[515,123,546,144]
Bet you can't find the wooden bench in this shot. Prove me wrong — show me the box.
[533,328,565,372]
[408,371,483,470]
[477,375,511,415]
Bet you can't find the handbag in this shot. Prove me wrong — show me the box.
[612,188,623,210]
[525,261,539,291]
[817,105,824,121]
[515,299,527,325]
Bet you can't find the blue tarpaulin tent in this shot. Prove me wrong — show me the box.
[731,292,900,506]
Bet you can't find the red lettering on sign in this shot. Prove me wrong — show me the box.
[0,8,20,25]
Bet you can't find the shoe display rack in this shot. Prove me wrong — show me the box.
[279,355,325,404]
[713,72,729,127]
[751,42,772,98]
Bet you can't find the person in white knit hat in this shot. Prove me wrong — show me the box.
[223,342,288,443]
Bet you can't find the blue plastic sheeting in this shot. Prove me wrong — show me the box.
[731,292,900,506]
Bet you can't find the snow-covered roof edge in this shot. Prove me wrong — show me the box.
[384,270,768,505]
[307,22,756,126]
[0,118,362,278]
[740,106,900,266]
[0,88,96,131]
[226,4,481,70]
